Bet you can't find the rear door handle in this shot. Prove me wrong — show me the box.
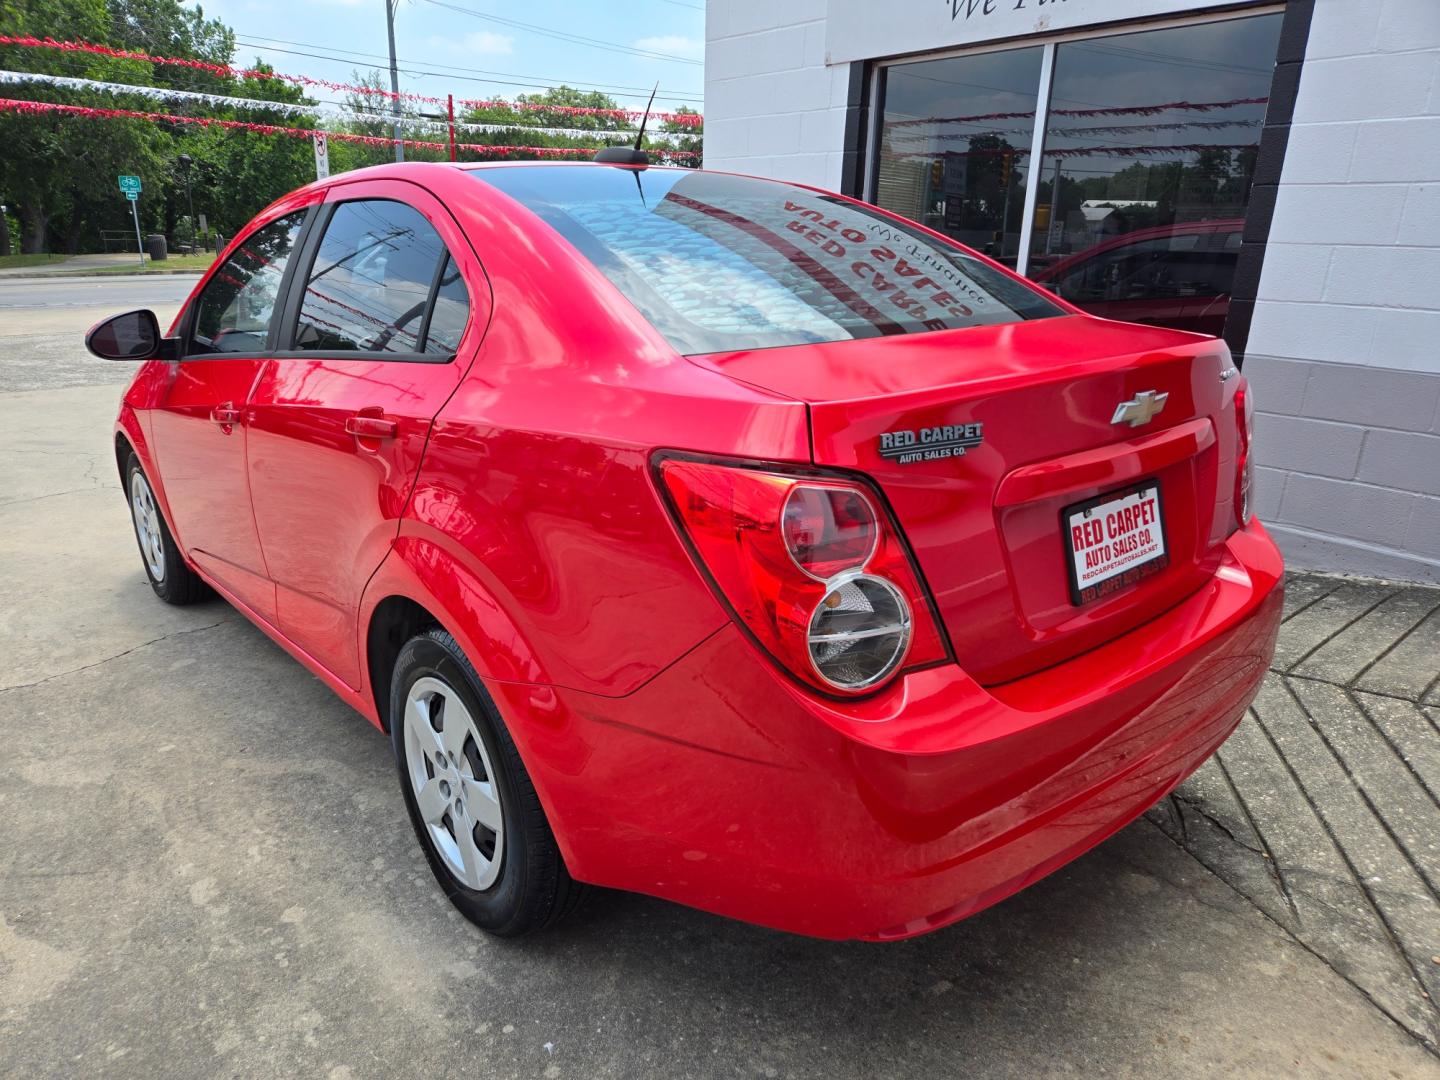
[211,404,241,425]
[345,414,398,440]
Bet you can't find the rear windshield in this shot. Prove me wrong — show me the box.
[471,166,1063,355]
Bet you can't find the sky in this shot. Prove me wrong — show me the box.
[184,0,705,116]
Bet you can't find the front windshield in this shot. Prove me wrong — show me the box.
[471,166,1063,355]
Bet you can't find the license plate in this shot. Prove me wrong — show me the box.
[1064,481,1168,605]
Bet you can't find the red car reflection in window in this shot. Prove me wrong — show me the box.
[1032,219,1243,336]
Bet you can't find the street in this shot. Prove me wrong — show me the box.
[0,278,1436,1078]
[0,275,198,393]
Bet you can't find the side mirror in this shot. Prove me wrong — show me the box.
[85,309,171,361]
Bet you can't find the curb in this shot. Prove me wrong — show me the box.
[55,268,209,277]
[0,269,208,280]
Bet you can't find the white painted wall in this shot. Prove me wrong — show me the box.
[704,0,850,189]
[1246,0,1440,583]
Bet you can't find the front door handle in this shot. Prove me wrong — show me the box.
[211,403,241,425]
[345,414,398,440]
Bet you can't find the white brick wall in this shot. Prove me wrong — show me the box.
[1248,0,1440,583]
[704,0,851,189]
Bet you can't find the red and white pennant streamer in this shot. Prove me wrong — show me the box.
[0,97,702,160]
[0,35,704,127]
[0,69,694,142]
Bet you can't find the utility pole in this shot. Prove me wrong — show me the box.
[386,0,405,163]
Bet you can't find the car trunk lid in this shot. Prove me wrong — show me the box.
[688,314,1238,685]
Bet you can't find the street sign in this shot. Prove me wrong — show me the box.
[125,191,138,202]
[313,134,329,180]
[118,174,142,195]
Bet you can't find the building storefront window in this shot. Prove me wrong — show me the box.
[870,11,1283,335]
[873,47,1044,269]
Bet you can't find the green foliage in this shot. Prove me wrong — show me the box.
[1040,149,1261,230]
[325,69,446,174]
[455,85,701,167]
[0,4,704,252]
[0,0,311,252]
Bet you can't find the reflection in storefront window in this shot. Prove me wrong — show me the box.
[872,47,1044,269]
[867,14,1283,335]
[1027,15,1282,333]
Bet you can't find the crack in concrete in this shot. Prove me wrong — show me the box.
[1213,746,1301,920]
[1349,595,1440,690]
[1279,579,1340,625]
[1348,688,1440,814]
[1283,589,1395,674]
[1150,818,1440,1060]
[1293,682,1440,911]
[0,618,233,694]
[1168,791,1264,856]
[1259,684,1440,1026]
[0,486,109,508]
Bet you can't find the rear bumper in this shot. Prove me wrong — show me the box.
[491,520,1284,940]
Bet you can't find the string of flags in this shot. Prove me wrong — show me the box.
[0,70,694,143]
[0,97,702,160]
[0,34,705,127]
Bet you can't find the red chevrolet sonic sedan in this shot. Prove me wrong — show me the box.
[86,161,1282,940]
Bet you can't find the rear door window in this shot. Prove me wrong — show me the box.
[473,167,1062,355]
[421,255,471,356]
[291,199,461,355]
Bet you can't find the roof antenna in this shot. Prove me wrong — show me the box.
[594,83,657,167]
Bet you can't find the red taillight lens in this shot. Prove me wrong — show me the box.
[1234,379,1255,527]
[657,457,946,695]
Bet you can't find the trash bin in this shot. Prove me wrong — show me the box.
[146,233,167,261]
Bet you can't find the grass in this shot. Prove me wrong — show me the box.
[64,252,218,274]
[0,253,70,270]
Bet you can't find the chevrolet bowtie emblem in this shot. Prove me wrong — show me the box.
[1111,390,1169,428]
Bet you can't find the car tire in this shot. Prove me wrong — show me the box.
[390,627,585,936]
[125,453,210,605]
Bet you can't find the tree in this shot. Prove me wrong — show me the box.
[172,62,316,240]
[0,0,235,250]
[450,86,700,165]
[0,0,317,251]
[657,105,701,168]
[0,4,706,248]
[326,69,446,175]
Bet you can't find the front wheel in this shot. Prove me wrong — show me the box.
[390,628,584,936]
[125,454,209,605]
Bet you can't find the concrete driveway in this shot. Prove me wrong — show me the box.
[1,278,1436,1078]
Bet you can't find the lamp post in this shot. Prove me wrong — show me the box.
[177,153,196,250]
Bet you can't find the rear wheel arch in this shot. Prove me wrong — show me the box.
[367,595,444,733]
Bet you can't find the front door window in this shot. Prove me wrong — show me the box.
[188,212,306,355]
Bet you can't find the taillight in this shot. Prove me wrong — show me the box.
[781,485,878,579]
[656,456,946,696]
[1234,378,1255,528]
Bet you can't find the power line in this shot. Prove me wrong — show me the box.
[416,0,703,66]
[231,36,704,102]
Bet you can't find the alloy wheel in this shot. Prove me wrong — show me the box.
[130,471,166,582]
[403,675,505,890]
